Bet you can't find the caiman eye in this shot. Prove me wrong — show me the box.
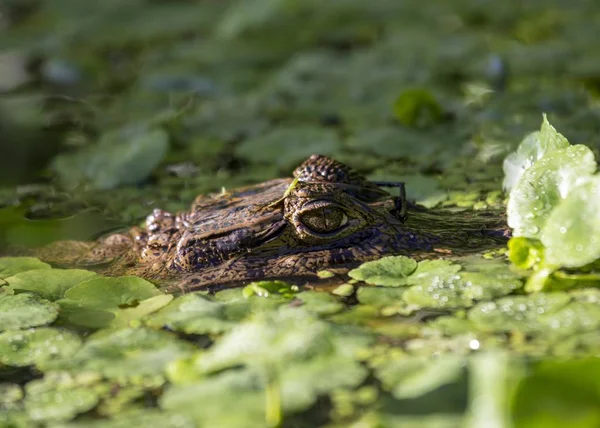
[299,206,348,234]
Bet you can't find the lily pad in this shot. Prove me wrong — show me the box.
[41,328,194,385]
[51,125,169,190]
[405,260,463,286]
[402,270,522,309]
[539,301,600,338]
[293,291,344,315]
[356,287,405,306]
[6,268,97,301]
[0,328,82,367]
[468,292,571,333]
[62,276,160,310]
[348,256,418,286]
[24,375,100,423]
[507,144,596,238]
[161,369,265,427]
[146,293,237,334]
[541,177,600,268]
[374,355,464,399]
[235,126,341,169]
[0,257,50,280]
[0,293,59,331]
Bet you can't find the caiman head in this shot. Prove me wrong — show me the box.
[38,155,438,291]
[158,155,437,291]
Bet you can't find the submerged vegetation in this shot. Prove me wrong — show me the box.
[2,0,600,427]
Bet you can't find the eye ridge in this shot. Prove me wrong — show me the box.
[298,205,349,234]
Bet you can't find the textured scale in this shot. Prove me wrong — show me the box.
[35,155,508,292]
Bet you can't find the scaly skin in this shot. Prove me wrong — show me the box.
[36,155,507,292]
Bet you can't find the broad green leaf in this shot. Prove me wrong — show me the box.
[348,256,418,286]
[0,294,58,331]
[0,328,82,367]
[507,237,545,270]
[405,260,462,286]
[111,294,174,328]
[393,88,443,128]
[539,301,600,338]
[507,145,596,238]
[502,114,570,192]
[542,177,600,268]
[57,410,195,428]
[41,328,194,385]
[62,276,160,310]
[242,280,298,299]
[294,291,344,315]
[51,126,169,190]
[6,269,97,301]
[511,358,600,428]
[280,354,368,412]
[0,257,50,280]
[403,270,521,309]
[195,307,371,374]
[468,293,570,333]
[0,383,22,408]
[356,287,405,306]
[235,126,341,169]
[373,355,464,399]
[146,293,237,334]
[24,375,100,422]
[161,369,265,427]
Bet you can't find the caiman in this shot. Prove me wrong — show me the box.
[36,155,508,292]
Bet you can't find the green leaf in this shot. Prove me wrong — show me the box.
[393,88,443,128]
[0,294,58,331]
[146,293,237,334]
[6,268,97,301]
[502,114,570,192]
[0,328,82,367]
[161,369,265,427]
[24,374,100,422]
[111,294,174,328]
[507,145,596,238]
[62,276,160,310]
[348,256,418,286]
[58,410,195,428]
[294,291,344,315]
[373,355,464,399]
[356,287,405,306]
[405,260,462,286]
[511,358,600,428]
[541,177,600,268]
[280,354,368,412]
[403,270,521,309]
[195,307,372,374]
[0,257,50,280]
[51,125,169,190]
[539,301,600,338]
[242,280,298,299]
[507,237,545,270]
[41,328,194,386]
[235,126,341,169]
[0,383,23,408]
[467,292,571,333]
